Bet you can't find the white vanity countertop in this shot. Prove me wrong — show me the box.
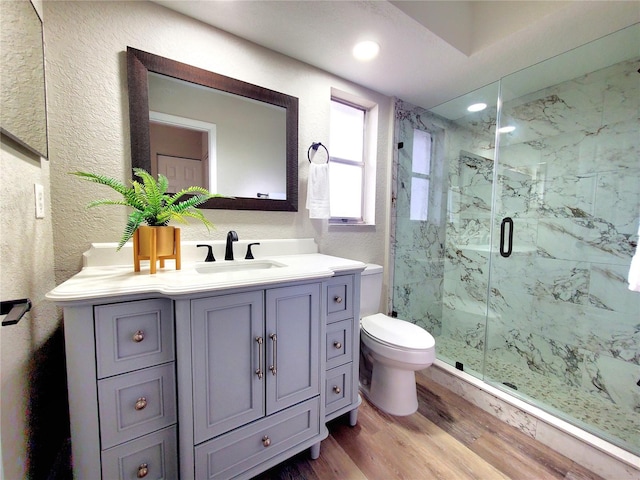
[46,240,366,303]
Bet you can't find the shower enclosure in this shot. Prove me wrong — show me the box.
[391,24,639,455]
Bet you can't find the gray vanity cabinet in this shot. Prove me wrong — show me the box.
[323,274,361,424]
[63,297,178,480]
[188,282,323,479]
[55,257,363,480]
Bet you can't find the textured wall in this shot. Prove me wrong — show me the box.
[43,1,393,286]
[0,142,60,480]
[1,0,61,477]
[0,1,394,476]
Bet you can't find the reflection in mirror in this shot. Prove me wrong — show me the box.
[0,0,48,158]
[149,109,215,192]
[148,73,287,198]
[127,47,298,211]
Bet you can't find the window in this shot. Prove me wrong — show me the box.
[328,93,377,224]
[410,129,431,221]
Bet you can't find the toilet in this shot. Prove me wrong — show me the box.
[359,264,435,416]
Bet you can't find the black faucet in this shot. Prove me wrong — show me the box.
[245,242,260,260]
[225,231,238,260]
[197,244,215,262]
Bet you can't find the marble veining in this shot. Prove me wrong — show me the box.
[434,336,640,453]
[392,55,639,454]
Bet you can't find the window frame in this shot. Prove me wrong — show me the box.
[409,128,433,222]
[328,90,378,226]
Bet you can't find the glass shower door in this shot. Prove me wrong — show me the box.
[394,23,639,455]
[484,25,640,454]
[434,83,500,377]
[392,81,500,379]
[391,101,449,350]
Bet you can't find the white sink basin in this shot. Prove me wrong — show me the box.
[195,259,287,274]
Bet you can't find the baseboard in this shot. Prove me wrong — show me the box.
[423,361,640,480]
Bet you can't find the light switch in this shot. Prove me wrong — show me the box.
[34,184,45,218]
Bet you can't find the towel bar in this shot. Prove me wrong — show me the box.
[307,142,329,163]
[1,298,31,326]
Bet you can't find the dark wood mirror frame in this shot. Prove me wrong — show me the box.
[127,47,298,211]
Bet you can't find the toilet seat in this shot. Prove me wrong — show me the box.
[361,313,435,351]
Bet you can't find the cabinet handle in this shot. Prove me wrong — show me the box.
[333,341,342,349]
[255,336,264,379]
[262,435,271,447]
[334,296,343,304]
[137,463,149,478]
[132,330,145,343]
[269,333,277,375]
[333,385,341,394]
[134,397,147,411]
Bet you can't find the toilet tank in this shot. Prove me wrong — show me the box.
[360,263,384,317]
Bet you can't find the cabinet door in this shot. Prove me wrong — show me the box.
[265,283,321,414]
[192,291,265,443]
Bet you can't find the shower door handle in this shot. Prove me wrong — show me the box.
[500,217,513,258]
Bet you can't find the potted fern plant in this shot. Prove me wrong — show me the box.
[71,168,218,273]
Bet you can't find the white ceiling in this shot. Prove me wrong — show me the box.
[152,1,639,110]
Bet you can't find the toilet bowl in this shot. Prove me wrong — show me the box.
[358,265,436,416]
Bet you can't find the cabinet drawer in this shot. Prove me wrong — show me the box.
[95,299,174,378]
[98,363,176,449]
[195,397,320,480]
[325,275,353,323]
[325,363,353,415]
[101,426,177,480]
[326,318,354,370]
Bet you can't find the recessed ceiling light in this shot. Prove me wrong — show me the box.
[498,125,516,133]
[353,40,380,61]
[467,103,487,112]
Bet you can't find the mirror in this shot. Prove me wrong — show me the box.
[1,0,48,158]
[127,47,298,211]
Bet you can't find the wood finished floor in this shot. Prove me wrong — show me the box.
[254,371,604,480]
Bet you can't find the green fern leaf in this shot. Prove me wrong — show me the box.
[72,168,221,251]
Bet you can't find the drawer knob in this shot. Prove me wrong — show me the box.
[137,463,149,478]
[262,435,271,447]
[334,296,343,304]
[333,385,342,394]
[132,330,145,343]
[333,341,342,349]
[134,397,147,411]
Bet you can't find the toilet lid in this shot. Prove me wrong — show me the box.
[361,313,435,350]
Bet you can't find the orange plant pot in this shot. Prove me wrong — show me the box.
[133,226,181,274]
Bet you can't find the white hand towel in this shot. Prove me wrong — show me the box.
[628,223,640,292]
[306,163,330,219]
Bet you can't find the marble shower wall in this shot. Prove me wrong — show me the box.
[392,57,639,440]
[393,96,500,377]
[486,58,640,417]
[392,104,449,335]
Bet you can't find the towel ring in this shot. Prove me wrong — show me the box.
[307,142,329,164]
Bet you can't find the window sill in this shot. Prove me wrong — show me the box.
[328,221,376,231]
